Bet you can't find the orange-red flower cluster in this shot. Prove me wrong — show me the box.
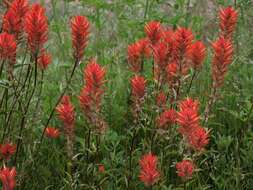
[177,98,209,151]
[79,59,107,132]
[131,75,146,100]
[45,127,60,139]
[38,51,51,70]
[0,143,16,161]
[0,32,17,64]
[2,0,29,41]
[139,153,160,187]
[219,6,238,39]
[56,96,75,137]
[176,160,194,180]
[71,16,90,62]
[173,27,194,75]
[212,37,233,88]
[157,109,177,129]
[144,21,162,45]
[127,38,150,73]
[156,91,167,108]
[0,167,16,190]
[186,41,206,70]
[24,3,48,55]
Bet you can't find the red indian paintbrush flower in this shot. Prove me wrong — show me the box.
[187,41,206,70]
[219,6,238,39]
[144,21,162,45]
[79,59,106,113]
[45,127,60,139]
[188,126,209,151]
[156,91,167,108]
[157,109,177,129]
[71,15,90,62]
[0,167,16,190]
[38,51,51,70]
[83,59,106,91]
[24,3,48,55]
[0,143,16,160]
[127,38,150,73]
[131,75,146,100]
[212,36,233,88]
[173,27,194,75]
[179,98,199,112]
[3,0,29,41]
[0,32,17,63]
[56,96,75,136]
[166,62,178,86]
[139,153,160,187]
[176,160,194,180]
[177,98,200,136]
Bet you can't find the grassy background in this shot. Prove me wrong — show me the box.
[1,0,253,189]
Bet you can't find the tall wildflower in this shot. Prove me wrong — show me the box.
[71,16,90,62]
[56,96,75,160]
[0,167,16,190]
[212,37,233,88]
[187,41,206,70]
[24,3,48,55]
[157,109,177,129]
[177,98,200,136]
[130,75,146,122]
[219,6,238,39]
[0,32,17,79]
[0,143,16,160]
[79,59,107,133]
[45,127,60,139]
[176,160,194,181]
[177,98,209,151]
[139,153,160,187]
[56,96,75,137]
[37,51,52,70]
[127,38,150,73]
[173,27,194,75]
[144,21,162,46]
[2,0,29,41]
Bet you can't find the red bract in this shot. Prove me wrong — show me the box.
[153,41,169,69]
[178,98,199,112]
[177,109,199,135]
[45,127,60,139]
[219,6,238,39]
[56,96,75,136]
[156,91,167,108]
[0,143,16,160]
[0,32,17,64]
[157,109,177,129]
[176,160,194,180]
[177,98,200,136]
[144,21,162,45]
[187,41,206,70]
[38,52,51,70]
[3,0,29,41]
[0,167,16,190]
[71,15,90,62]
[98,164,105,173]
[212,37,233,88]
[166,62,178,85]
[188,127,209,151]
[79,86,93,115]
[25,3,48,55]
[127,38,150,73]
[173,27,194,75]
[131,75,146,99]
[83,59,106,91]
[139,153,160,187]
